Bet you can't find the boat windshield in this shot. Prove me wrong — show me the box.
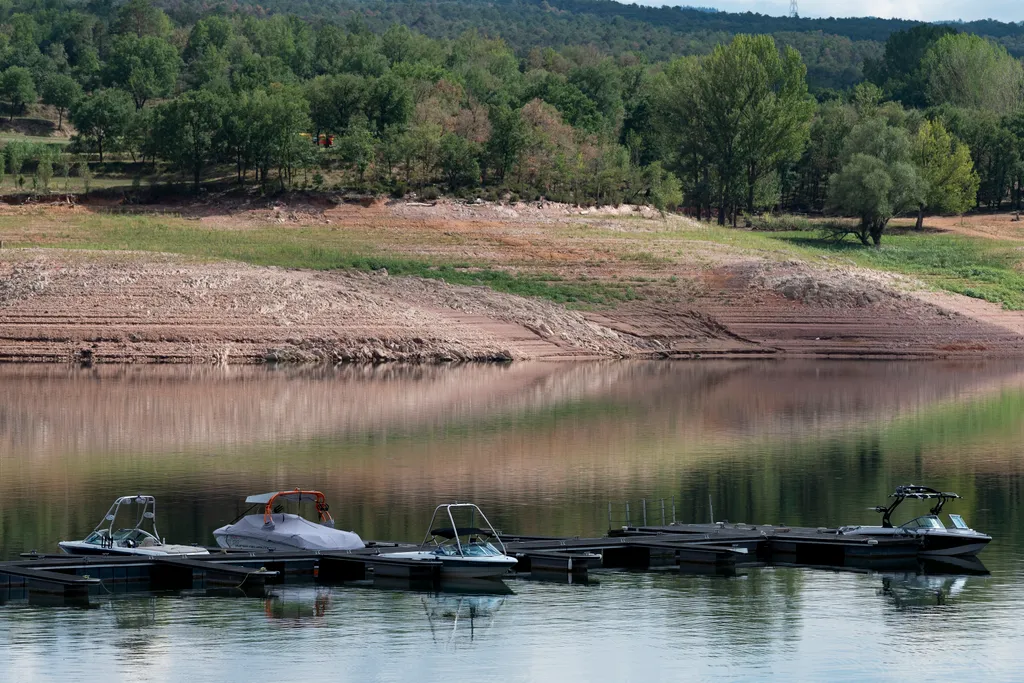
[900,515,946,530]
[435,541,503,557]
[111,528,159,546]
[948,514,970,530]
[84,530,110,545]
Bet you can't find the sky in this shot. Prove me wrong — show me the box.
[634,1,1024,22]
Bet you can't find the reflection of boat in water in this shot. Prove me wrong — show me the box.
[879,556,990,608]
[59,496,209,557]
[264,587,332,621]
[383,504,517,579]
[840,485,991,557]
[213,490,364,552]
[423,588,508,648]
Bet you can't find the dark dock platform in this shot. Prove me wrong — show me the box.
[0,520,940,606]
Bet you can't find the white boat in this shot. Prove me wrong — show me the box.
[382,503,517,579]
[840,485,992,557]
[59,495,209,557]
[212,489,364,552]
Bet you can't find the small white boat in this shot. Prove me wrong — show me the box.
[383,503,517,579]
[213,490,364,552]
[59,495,209,557]
[840,485,992,557]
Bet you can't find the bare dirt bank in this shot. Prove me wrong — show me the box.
[1,247,1021,364]
[0,249,734,363]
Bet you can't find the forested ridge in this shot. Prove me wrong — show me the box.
[1,0,1024,244]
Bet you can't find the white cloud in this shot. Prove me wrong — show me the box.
[633,0,1024,22]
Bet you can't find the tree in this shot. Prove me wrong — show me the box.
[153,90,225,189]
[663,35,814,224]
[828,119,926,246]
[41,74,82,131]
[305,74,365,135]
[921,34,1024,115]
[112,0,172,39]
[438,132,480,190]
[105,34,180,110]
[70,89,135,162]
[864,24,957,107]
[0,67,36,122]
[912,120,980,228]
[364,74,412,131]
[486,105,526,183]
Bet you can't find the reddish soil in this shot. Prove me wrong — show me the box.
[0,198,1023,364]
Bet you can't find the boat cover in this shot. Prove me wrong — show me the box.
[213,514,364,551]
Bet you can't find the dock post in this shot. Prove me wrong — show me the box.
[607,502,612,530]
[642,499,647,527]
[625,502,630,527]
[661,499,666,526]
[672,496,676,523]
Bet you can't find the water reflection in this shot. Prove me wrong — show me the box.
[0,360,1023,681]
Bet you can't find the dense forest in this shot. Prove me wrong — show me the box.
[1,0,1024,243]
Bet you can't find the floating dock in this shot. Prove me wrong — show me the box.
[0,521,942,606]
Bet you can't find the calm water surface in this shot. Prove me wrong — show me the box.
[0,361,1022,682]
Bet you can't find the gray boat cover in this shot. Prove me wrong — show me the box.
[213,514,364,551]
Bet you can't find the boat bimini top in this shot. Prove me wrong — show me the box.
[871,485,962,529]
[243,490,335,530]
[212,489,364,551]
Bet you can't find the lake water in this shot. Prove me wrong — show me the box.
[1,361,1022,682]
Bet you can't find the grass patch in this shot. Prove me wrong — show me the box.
[770,231,1024,310]
[2,213,637,307]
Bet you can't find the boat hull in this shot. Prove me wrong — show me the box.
[382,551,517,579]
[58,541,209,557]
[841,527,991,557]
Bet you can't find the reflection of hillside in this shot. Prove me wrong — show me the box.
[2,361,1023,458]
[1,361,1023,559]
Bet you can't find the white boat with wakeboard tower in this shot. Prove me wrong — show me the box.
[382,503,517,579]
[212,489,364,552]
[839,485,991,557]
[59,495,209,557]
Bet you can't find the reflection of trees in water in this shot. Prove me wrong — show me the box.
[1,361,1022,564]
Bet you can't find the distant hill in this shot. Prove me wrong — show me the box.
[159,0,1024,90]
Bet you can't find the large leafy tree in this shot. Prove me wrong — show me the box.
[828,118,926,246]
[105,34,180,110]
[0,67,36,122]
[663,35,814,224]
[912,120,980,228]
[921,34,1024,115]
[153,90,226,189]
[40,73,82,130]
[864,25,957,107]
[69,88,135,162]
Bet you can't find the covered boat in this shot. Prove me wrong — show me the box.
[59,495,208,557]
[213,490,364,552]
[840,485,991,557]
[383,503,517,579]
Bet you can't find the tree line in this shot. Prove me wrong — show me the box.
[0,1,1023,243]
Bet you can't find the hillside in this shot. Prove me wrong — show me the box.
[150,0,1024,90]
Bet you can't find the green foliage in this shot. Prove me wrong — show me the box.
[865,24,957,107]
[912,120,980,220]
[921,34,1024,114]
[105,34,181,110]
[69,89,135,162]
[828,119,925,245]
[152,90,226,189]
[0,66,36,121]
[40,74,82,130]
[438,132,480,190]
